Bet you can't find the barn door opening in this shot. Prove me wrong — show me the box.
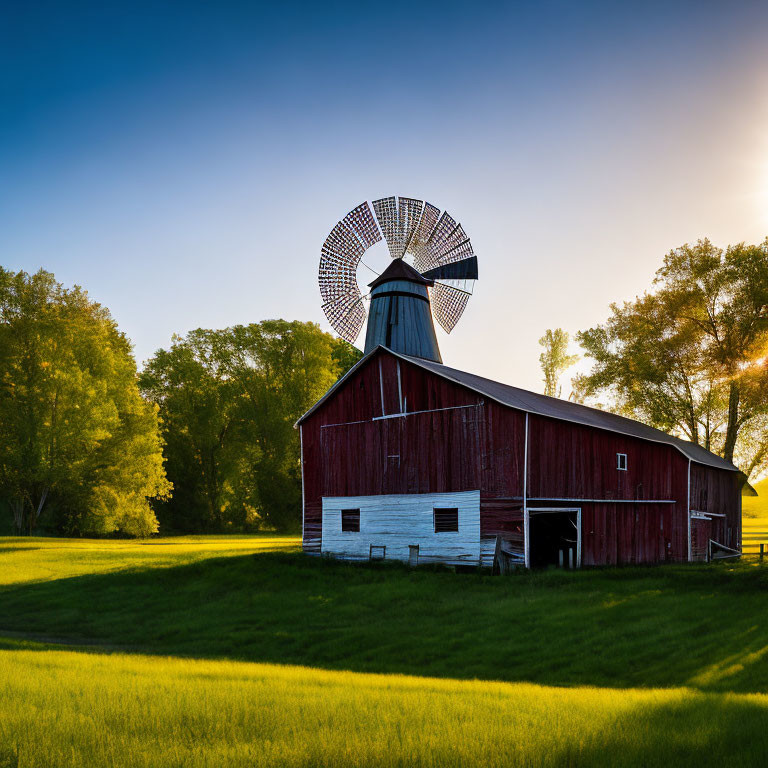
[528,509,580,569]
[690,515,712,562]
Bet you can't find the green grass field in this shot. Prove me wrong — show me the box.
[2,535,768,766]
[742,479,768,556]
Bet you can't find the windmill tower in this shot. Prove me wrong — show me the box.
[318,196,478,362]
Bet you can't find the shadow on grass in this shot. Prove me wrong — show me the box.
[549,694,768,768]
[2,551,768,693]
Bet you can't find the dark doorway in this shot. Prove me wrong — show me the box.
[529,510,579,568]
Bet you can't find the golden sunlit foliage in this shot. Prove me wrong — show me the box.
[577,238,768,477]
[538,328,579,398]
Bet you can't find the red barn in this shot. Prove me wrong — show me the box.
[297,346,742,568]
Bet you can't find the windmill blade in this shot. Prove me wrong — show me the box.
[319,220,367,341]
[435,225,473,264]
[398,197,424,256]
[319,247,358,299]
[409,202,440,271]
[434,278,475,294]
[372,197,401,259]
[421,255,478,282]
[430,282,470,333]
[321,291,366,344]
[342,202,381,249]
[373,196,427,260]
[322,221,364,266]
[428,212,458,251]
[319,233,361,304]
[417,212,458,273]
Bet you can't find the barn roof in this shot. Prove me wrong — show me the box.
[298,346,738,473]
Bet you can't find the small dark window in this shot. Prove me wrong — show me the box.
[370,545,386,560]
[341,509,360,532]
[434,507,459,533]
[617,453,628,471]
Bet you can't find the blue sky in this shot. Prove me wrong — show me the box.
[3,1,768,391]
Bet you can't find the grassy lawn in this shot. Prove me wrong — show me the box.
[743,479,768,555]
[0,534,300,586]
[1,535,768,766]
[2,641,767,768]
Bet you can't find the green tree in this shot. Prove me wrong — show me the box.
[576,238,768,475]
[331,337,363,376]
[538,328,579,398]
[138,335,237,532]
[140,321,360,532]
[0,268,170,535]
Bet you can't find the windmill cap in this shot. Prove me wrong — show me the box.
[368,258,434,289]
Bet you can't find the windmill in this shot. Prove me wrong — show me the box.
[319,196,478,363]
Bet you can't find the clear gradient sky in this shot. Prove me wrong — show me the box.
[3,1,768,392]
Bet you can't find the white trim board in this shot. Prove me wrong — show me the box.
[527,498,675,504]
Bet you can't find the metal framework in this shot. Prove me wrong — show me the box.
[319,197,479,342]
[430,281,471,333]
[410,202,441,272]
[372,197,400,259]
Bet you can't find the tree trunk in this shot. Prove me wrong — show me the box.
[745,440,768,480]
[12,499,25,534]
[722,382,740,463]
[28,488,49,535]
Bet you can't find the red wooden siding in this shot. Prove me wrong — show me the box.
[691,518,712,561]
[579,503,670,565]
[690,464,741,551]
[301,348,739,565]
[526,414,685,502]
[524,414,691,561]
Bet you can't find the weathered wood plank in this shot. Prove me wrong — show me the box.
[322,490,481,565]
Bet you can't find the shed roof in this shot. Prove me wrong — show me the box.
[297,346,738,473]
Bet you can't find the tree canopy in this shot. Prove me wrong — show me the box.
[0,268,170,535]
[576,239,768,477]
[538,328,579,398]
[139,320,361,532]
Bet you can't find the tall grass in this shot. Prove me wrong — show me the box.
[1,642,767,768]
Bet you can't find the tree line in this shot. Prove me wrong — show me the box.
[139,322,359,533]
[2,237,766,535]
[538,238,768,478]
[0,268,170,536]
[0,267,360,536]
